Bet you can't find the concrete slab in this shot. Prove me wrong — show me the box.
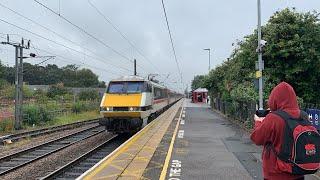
[161,100,257,180]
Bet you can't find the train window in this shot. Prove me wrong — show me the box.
[108,82,125,93]
[145,82,152,92]
[154,87,162,99]
[108,81,146,93]
[127,82,144,93]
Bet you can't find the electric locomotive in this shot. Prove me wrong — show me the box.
[99,75,181,133]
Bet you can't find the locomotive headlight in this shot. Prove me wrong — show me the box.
[100,107,112,111]
[129,107,140,111]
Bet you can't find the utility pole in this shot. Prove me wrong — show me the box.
[257,0,264,110]
[1,35,30,130]
[134,59,137,76]
[204,48,211,72]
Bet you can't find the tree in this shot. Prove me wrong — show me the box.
[195,8,320,104]
[2,63,106,88]
[191,75,206,90]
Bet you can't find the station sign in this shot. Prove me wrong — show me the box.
[306,109,320,130]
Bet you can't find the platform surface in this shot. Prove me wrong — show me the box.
[79,99,320,180]
[160,100,319,180]
[160,100,255,180]
[79,100,183,180]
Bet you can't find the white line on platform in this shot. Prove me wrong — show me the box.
[178,130,184,139]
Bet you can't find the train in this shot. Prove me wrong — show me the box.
[99,75,182,133]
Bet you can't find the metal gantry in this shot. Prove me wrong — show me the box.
[1,35,30,130]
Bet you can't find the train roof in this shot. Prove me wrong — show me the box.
[110,75,167,89]
[110,75,145,82]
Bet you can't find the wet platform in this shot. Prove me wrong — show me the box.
[78,99,320,180]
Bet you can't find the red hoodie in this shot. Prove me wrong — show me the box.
[250,82,304,180]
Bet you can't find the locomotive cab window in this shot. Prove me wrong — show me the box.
[108,82,125,93]
[127,82,144,93]
[107,81,146,94]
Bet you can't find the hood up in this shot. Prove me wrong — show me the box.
[268,82,300,118]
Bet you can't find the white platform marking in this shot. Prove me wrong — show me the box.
[177,130,184,139]
[169,160,182,179]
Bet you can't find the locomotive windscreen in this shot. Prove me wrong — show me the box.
[107,81,145,93]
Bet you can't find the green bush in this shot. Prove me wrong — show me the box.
[72,102,83,114]
[0,118,14,132]
[47,83,71,99]
[23,105,53,125]
[71,101,97,114]
[34,89,48,104]
[78,89,100,101]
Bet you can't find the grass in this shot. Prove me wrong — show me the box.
[45,110,102,126]
[0,110,102,136]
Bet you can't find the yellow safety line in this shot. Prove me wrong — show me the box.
[82,117,158,179]
[159,103,184,180]
[81,101,182,179]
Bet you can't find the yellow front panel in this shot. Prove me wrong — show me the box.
[102,93,142,107]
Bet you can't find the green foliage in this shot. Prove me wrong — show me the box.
[194,8,320,104]
[2,63,106,88]
[78,89,100,101]
[71,101,96,114]
[23,105,52,125]
[33,89,48,104]
[0,82,15,99]
[0,60,5,78]
[47,83,71,99]
[191,75,206,90]
[230,83,258,101]
[0,118,14,133]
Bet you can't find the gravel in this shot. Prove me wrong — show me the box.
[0,131,113,180]
[0,123,99,157]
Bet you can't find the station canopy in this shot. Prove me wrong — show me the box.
[193,88,208,93]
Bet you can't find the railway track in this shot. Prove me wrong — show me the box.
[0,125,105,176]
[0,118,100,145]
[40,135,128,180]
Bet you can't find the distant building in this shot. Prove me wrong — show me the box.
[192,88,208,103]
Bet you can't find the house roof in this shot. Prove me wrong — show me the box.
[193,88,208,93]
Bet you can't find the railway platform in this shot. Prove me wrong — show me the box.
[78,99,320,180]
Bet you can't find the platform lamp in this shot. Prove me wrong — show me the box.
[203,48,211,72]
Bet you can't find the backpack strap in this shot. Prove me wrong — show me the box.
[270,110,297,163]
[272,110,311,127]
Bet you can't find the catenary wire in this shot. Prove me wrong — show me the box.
[87,0,161,74]
[160,0,183,84]
[0,2,132,73]
[0,18,131,73]
[33,0,149,74]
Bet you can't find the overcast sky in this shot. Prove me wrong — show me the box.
[0,0,319,92]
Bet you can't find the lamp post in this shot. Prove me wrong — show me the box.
[203,48,211,72]
[257,0,264,110]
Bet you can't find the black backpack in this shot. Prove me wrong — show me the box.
[269,110,320,175]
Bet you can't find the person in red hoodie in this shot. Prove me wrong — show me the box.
[251,82,304,180]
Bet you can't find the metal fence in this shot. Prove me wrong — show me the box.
[212,97,320,129]
[213,97,256,124]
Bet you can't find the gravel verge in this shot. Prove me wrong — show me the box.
[0,123,99,157]
[0,131,113,180]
